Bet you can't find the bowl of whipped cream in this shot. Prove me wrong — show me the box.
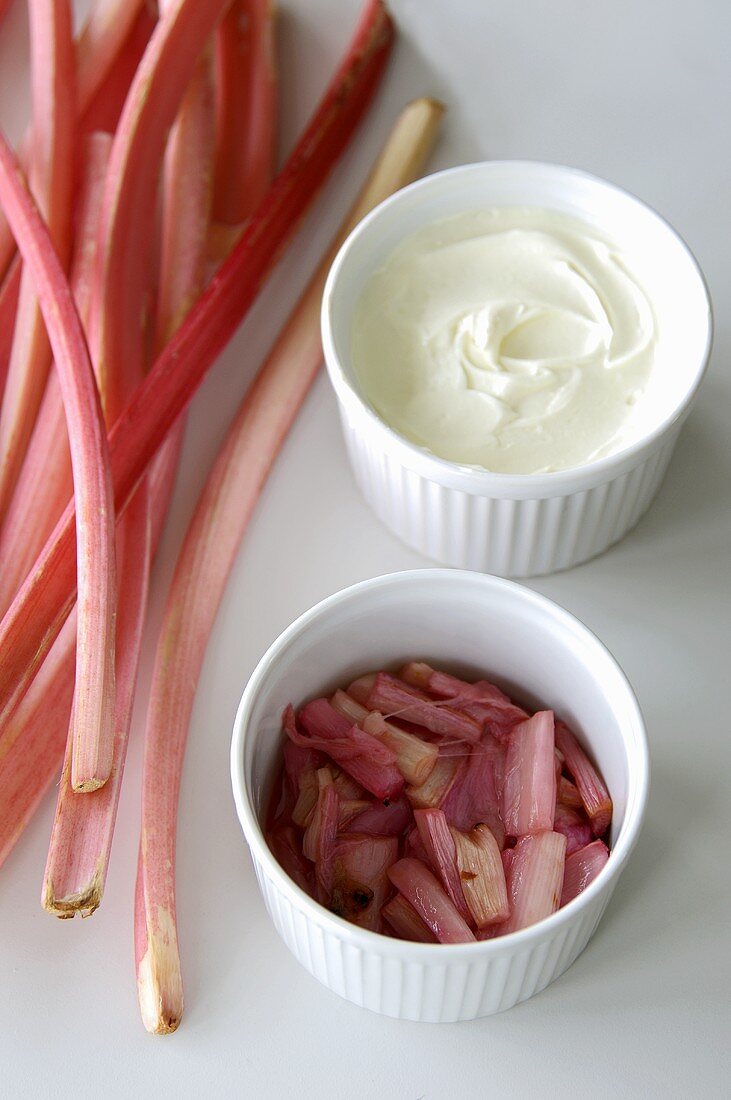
[321,161,712,576]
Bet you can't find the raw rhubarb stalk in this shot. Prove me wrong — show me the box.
[413,807,471,921]
[42,489,151,915]
[0,134,111,619]
[80,6,158,135]
[450,823,509,927]
[502,710,556,837]
[0,0,396,733]
[0,0,76,521]
[43,10,218,903]
[560,839,609,906]
[0,258,20,397]
[498,831,567,935]
[213,0,276,225]
[353,672,482,743]
[75,0,147,112]
[330,834,398,930]
[382,893,437,942]
[136,90,440,1033]
[0,136,117,793]
[554,721,613,837]
[387,858,475,944]
[330,688,438,785]
[0,615,75,868]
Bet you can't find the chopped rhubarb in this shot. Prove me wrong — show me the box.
[406,753,460,809]
[440,739,505,846]
[330,689,438,785]
[330,834,398,931]
[348,795,412,837]
[499,831,567,935]
[387,858,475,943]
[399,661,528,742]
[450,823,510,928]
[358,671,482,743]
[502,711,556,837]
[560,839,610,906]
[268,824,313,895]
[382,894,437,942]
[553,802,594,856]
[285,704,403,801]
[555,721,613,837]
[291,768,319,828]
[413,808,471,921]
[558,775,583,809]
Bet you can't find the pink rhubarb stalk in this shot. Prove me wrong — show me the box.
[387,858,475,944]
[0,0,76,521]
[0,135,116,793]
[80,6,158,135]
[211,0,276,258]
[0,616,76,868]
[0,134,111,619]
[136,91,440,1033]
[0,0,395,737]
[502,710,556,837]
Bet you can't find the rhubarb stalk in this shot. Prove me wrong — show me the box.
[0,134,111,619]
[210,0,277,260]
[0,0,76,521]
[0,135,117,793]
[135,92,438,1033]
[0,0,395,751]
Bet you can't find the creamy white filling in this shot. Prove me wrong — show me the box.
[351,207,657,473]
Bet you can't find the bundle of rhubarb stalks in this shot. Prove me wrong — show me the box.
[0,0,443,1033]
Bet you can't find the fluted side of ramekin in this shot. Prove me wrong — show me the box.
[340,407,679,575]
[251,848,613,1022]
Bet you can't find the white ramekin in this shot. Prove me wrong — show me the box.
[321,162,712,576]
[231,570,649,1022]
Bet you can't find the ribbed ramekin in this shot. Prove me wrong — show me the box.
[321,162,712,576]
[231,570,649,1022]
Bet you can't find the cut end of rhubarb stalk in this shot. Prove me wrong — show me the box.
[41,863,104,918]
[137,911,184,1036]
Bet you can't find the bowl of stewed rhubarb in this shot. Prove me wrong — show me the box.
[231,569,649,1022]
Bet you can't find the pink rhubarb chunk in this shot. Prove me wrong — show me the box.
[502,711,556,837]
[387,857,475,943]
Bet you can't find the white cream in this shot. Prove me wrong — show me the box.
[351,207,657,473]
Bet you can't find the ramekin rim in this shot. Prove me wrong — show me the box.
[321,159,714,496]
[230,568,650,959]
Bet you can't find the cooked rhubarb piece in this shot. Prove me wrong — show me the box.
[387,857,475,943]
[553,802,594,855]
[268,824,313,895]
[330,689,438,785]
[450,823,510,928]
[440,740,505,846]
[499,831,567,935]
[502,711,556,837]
[560,839,609,905]
[399,661,528,741]
[351,671,482,743]
[413,807,471,921]
[406,753,460,809]
[330,834,398,931]
[285,704,403,801]
[555,721,613,836]
[382,893,437,942]
[349,795,412,837]
[558,775,583,809]
[291,768,319,828]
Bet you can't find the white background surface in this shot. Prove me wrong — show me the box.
[1,1,729,1096]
